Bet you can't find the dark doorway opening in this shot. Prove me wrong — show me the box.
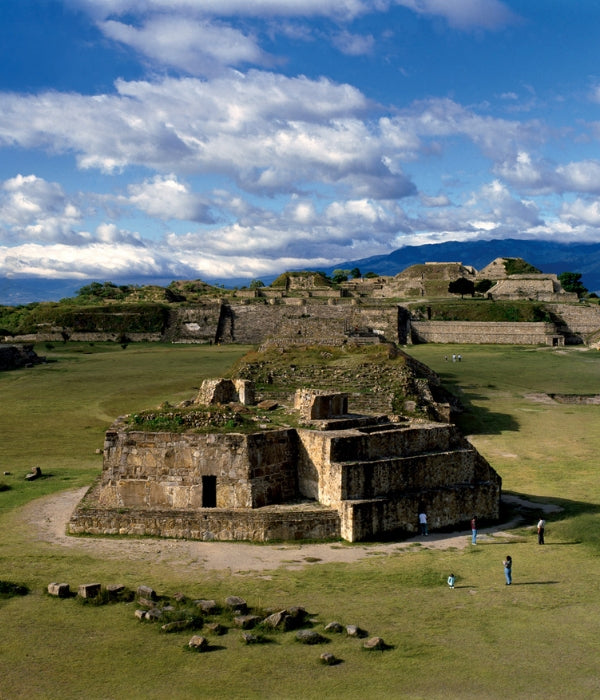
[202,475,217,507]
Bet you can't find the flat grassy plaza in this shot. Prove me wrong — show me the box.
[1,342,599,699]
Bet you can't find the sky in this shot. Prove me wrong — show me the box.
[1,0,600,285]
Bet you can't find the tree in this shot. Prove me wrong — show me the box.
[350,267,361,279]
[331,269,350,284]
[558,272,588,297]
[475,279,493,294]
[448,277,475,298]
[249,279,265,290]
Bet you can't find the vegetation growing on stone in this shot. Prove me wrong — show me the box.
[503,257,541,275]
[229,343,455,420]
[126,403,297,434]
[410,300,552,323]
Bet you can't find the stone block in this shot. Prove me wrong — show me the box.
[78,583,101,599]
[137,585,157,601]
[47,582,70,598]
[234,614,261,629]
[225,595,247,612]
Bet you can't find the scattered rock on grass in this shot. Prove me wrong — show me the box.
[324,621,344,633]
[296,629,327,645]
[47,582,70,597]
[363,636,387,651]
[188,635,209,652]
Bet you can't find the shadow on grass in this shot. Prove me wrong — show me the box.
[435,375,519,435]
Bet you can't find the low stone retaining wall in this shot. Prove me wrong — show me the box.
[69,503,341,542]
[410,321,561,345]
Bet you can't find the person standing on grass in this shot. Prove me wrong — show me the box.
[537,518,546,545]
[471,515,478,544]
[419,511,428,536]
[503,555,512,585]
[447,573,455,589]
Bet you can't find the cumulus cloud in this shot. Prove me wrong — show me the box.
[560,198,600,226]
[126,175,214,222]
[0,175,84,244]
[0,73,418,200]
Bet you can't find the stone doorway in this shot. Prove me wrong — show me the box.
[202,475,217,507]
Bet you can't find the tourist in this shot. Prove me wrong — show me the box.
[503,555,512,585]
[471,515,478,544]
[452,354,456,362]
[457,354,462,362]
[419,511,428,536]
[537,517,546,545]
[447,573,455,589]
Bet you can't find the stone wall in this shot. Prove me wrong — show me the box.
[98,427,299,511]
[410,321,562,345]
[69,499,340,542]
[545,303,600,344]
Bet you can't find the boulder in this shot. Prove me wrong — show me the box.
[194,599,219,614]
[263,611,293,631]
[324,621,344,633]
[225,595,247,612]
[234,614,261,629]
[188,635,209,651]
[363,636,387,651]
[319,652,338,666]
[296,629,327,645]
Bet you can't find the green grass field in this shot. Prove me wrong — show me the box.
[1,342,600,699]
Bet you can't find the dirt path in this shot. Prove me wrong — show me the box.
[17,488,561,574]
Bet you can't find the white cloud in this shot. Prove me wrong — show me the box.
[560,198,600,226]
[101,17,269,76]
[70,0,373,21]
[0,175,85,244]
[556,161,600,194]
[126,175,214,222]
[0,73,420,200]
[332,31,374,56]
[394,0,519,31]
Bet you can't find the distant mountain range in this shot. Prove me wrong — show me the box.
[323,238,600,293]
[1,238,599,305]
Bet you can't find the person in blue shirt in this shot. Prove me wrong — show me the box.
[503,555,512,585]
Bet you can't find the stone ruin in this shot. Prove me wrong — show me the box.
[70,379,501,542]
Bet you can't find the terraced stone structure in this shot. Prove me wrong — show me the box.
[70,383,501,542]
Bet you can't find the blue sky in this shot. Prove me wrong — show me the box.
[1,0,600,284]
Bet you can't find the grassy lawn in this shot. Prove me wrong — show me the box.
[1,342,600,699]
